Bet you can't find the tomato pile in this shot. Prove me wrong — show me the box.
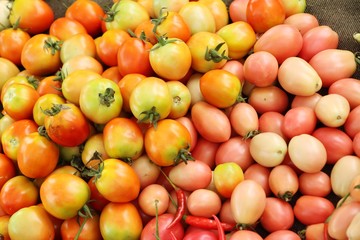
[0,0,360,239]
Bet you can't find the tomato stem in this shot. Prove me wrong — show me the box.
[154,199,160,240]
[278,191,294,202]
[138,106,161,129]
[98,87,116,107]
[151,7,168,34]
[174,147,194,165]
[297,229,306,240]
[43,37,62,56]
[41,103,70,116]
[204,42,231,63]
[74,204,93,240]
[355,52,360,65]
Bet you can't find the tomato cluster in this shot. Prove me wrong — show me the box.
[0,0,360,239]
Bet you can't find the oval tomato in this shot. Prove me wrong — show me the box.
[299,171,332,197]
[283,12,319,35]
[281,106,317,139]
[268,164,299,201]
[213,162,244,198]
[60,32,96,63]
[328,78,360,110]
[248,85,289,114]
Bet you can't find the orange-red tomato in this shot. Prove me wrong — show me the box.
[49,17,88,41]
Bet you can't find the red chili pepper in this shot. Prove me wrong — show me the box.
[167,188,186,229]
[183,215,236,232]
[212,214,226,240]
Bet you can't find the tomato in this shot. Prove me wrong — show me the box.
[309,49,357,87]
[102,66,123,84]
[264,230,301,240]
[40,173,91,220]
[258,111,286,140]
[33,93,66,126]
[186,73,205,106]
[169,160,212,192]
[330,155,360,197]
[231,179,266,226]
[0,0,12,31]
[178,1,216,34]
[327,202,360,240]
[283,12,319,35]
[260,197,294,233]
[229,102,259,138]
[117,36,154,77]
[281,106,317,139]
[1,119,38,161]
[0,215,10,240]
[354,132,360,157]
[43,103,90,147]
[100,202,143,240]
[187,188,222,218]
[328,78,360,110]
[8,205,55,240]
[288,134,327,173]
[199,0,229,31]
[303,223,327,240]
[299,171,332,197]
[268,164,299,201]
[291,93,322,110]
[221,60,245,85]
[138,184,169,216]
[278,57,322,96]
[0,154,16,190]
[315,93,350,128]
[298,25,339,61]
[21,34,62,76]
[129,77,172,125]
[229,229,263,240]
[104,0,150,32]
[49,17,88,41]
[9,0,54,35]
[243,51,279,87]
[248,85,289,114]
[215,136,253,171]
[131,154,161,189]
[200,69,241,109]
[81,133,108,169]
[250,132,287,168]
[36,75,63,97]
[117,73,145,112]
[213,162,244,198]
[347,212,360,240]
[184,227,218,240]
[61,69,102,105]
[152,0,188,18]
[312,127,354,164]
[344,105,360,139]
[60,213,101,240]
[141,213,184,240]
[79,77,123,124]
[254,24,303,64]
[191,101,231,143]
[149,37,192,81]
[65,0,105,37]
[246,0,286,33]
[217,21,257,59]
[17,131,59,179]
[0,175,38,215]
[2,83,39,120]
[166,81,191,119]
[60,32,96,63]
[61,55,103,76]
[244,163,271,196]
[191,137,219,169]
[103,117,144,161]
[0,27,31,66]
[0,57,20,90]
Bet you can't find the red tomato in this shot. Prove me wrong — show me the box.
[100,202,143,240]
[253,24,303,64]
[328,78,360,110]
[0,154,16,190]
[299,171,332,197]
[248,85,289,114]
[297,25,339,61]
[191,137,219,169]
[184,228,218,240]
[9,0,54,35]
[0,175,38,215]
[258,111,286,140]
[268,164,299,201]
[228,0,249,22]
[260,197,294,233]
[293,195,335,225]
[281,106,317,139]
[0,27,30,66]
[312,127,354,164]
[65,0,105,37]
[283,12,319,35]
[87,177,110,212]
[141,213,184,240]
[344,105,360,139]
[246,0,286,33]
[191,101,231,143]
[244,163,271,196]
[49,17,88,41]
[43,103,90,147]
[264,230,301,240]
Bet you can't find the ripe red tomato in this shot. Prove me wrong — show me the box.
[0,154,16,190]
[141,213,184,240]
[0,27,30,66]
[49,17,88,41]
[246,0,286,33]
[281,106,317,139]
[248,85,289,114]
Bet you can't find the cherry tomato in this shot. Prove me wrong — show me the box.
[214,162,244,198]
[244,163,271,196]
[281,106,317,139]
[187,189,222,218]
[131,154,161,189]
[268,164,299,201]
[229,102,259,138]
[299,171,332,197]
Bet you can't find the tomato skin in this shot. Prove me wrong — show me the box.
[297,25,339,61]
[61,213,102,240]
[264,230,301,240]
[100,202,143,240]
[49,17,88,41]
[17,132,59,179]
[65,0,105,37]
[166,81,192,119]
[260,197,294,233]
[61,55,103,76]
[8,205,55,240]
[36,75,63,97]
[21,34,62,76]
[200,69,241,109]
[268,164,299,201]
[281,106,317,139]
[294,195,335,225]
[283,12,319,35]
[9,0,54,35]
[0,57,20,91]
[0,28,30,66]
[1,119,38,161]
[191,101,231,143]
[312,127,354,164]
[141,213,184,240]
[213,162,244,198]
[43,103,90,147]
[103,117,144,161]
[246,0,286,33]
[291,93,322,110]
[299,171,332,197]
[0,154,16,190]
[328,78,360,110]
[258,111,286,140]
[229,102,259,138]
[244,163,271,196]
[254,24,303,64]
[155,10,192,42]
[145,119,192,166]
[344,105,360,139]
[248,85,289,114]
[0,175,39,215]
[95,158,141,203]
[191,136,219,169]
[87,177,110,212]
[33,94,66,126]
[60,32,97,64]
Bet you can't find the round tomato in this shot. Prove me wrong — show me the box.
[145,119,192,166]
[36,75,63,97]
[43,103,90,147]
[0,154,16,190]
[60,213,102,240]
[40,173,91,220]
[141,213,184,240]
[328,78,360,110]
[281,106,317,139]
[60,32,97,64]
[166,81,191,119]
[0,57,20,90]
[33,93,66,126]
[49,17,88,41]
[61,55,103,76]
[81,133,109,170]
[213,162,244,198]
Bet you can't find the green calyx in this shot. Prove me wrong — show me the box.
[204,42,231,63]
